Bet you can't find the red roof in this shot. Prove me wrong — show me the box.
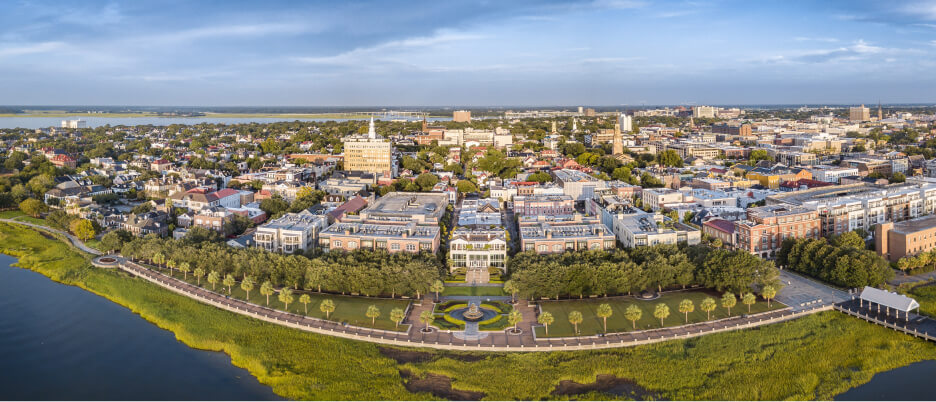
[51,154,75,162]
[212,188,239,198]
[329,196,368,219]
[703,219,735,234]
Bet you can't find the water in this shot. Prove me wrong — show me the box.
[0,254,281,400]
[835,360,936,400]
[0,116,448,129]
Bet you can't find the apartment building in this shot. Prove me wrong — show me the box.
[512,194,575,216]
[519,221,615,254]
[552,169,607,201]
[253,210,329,253]
[876,215,936,262]
[809,165,860,184]
[641,188,684,211]
[449,228,507,275]
[318,221,440,254]
[342,118,393,177]
[587,196,701,248]
[736,205,821,258]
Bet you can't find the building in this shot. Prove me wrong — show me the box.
[810,166,860,184]
[512,194,574,216]
[587,197,701,248]
[641,188,684,211]
[192,207,235,235]
[692,106,716,118]
[342,118,393,177]
[253,210,329,253]
[453,110,471,122]
[49,154,77,169]
[120,211,170,237]
[61,119,87,129]
[342,192,448,225]
[849,105,871,122]
[736,205,820,258]
[457,198,501,227]
[552,169,607,201]
[876,215,936,262]
[319,221,440,254]
[618,113,633,132]
[449,228,507,281]
[519,220,615,254]
[702,219,736,248]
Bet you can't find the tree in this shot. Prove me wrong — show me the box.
[657,150,683,167]
[890,172,906,183]
[678,299,695,324]
[596,303,613,333]
[320,299,336,319]
[366,305,381,326]
[207,271,220,291]
[390,307,405,329]
[152,252,165,269]
[299,294,311,314]
[99,230,131,253]
[456,180,478,194]
[742,292,756,313]
[527,171,552,184]
[568,310,583,334]
[260,281,275,306]
[654,303,670,327]
[69,219,96,241]
[415,173,439,191]
[278,287,294,311]
[701,297,717,320]
[722,292,737,316]
[503,280,519,304]
[179,262,191,280]
[624,304,642,330]
[430,280,444,301]
[762,285,777,308]
[537,311,554,335]
[223,274,236,295]
[241,275,255,300]
[194,268,205,285]
[166,259,176,274]
[507,310,523,333]
[419,309,434,331]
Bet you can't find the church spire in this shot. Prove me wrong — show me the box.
[368,117,376,139]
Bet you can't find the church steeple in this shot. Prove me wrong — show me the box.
[368,117,376,139]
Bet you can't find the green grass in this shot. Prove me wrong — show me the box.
[0,210,25,219]
[150,265,410,331]
[536,290,785,337]
[905,283,936,318]
[83,238,101,251]
[4,221,936,401]
[441,285,507,297]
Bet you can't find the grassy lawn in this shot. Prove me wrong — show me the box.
[83,238,101,251]
[150,265,411,332]
[536,289,786,337]
[905,283,936,318]
[441,285,507,297]
[4,222,936,400]
[0,210,25,219]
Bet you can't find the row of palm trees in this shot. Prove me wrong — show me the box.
[150,254,411,329]
[536,288,778,335]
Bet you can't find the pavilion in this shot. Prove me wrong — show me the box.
[858,286,921,320]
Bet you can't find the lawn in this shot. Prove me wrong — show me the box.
[535,289,786,337]
[149,265,411,332]
[905,283,936,318]
[4,222,936,400]
[0,210,25,219]
[441,285,507,297]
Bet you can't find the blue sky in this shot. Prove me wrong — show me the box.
[1,0,936,106]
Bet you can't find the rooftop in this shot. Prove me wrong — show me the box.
[890,214,936,235]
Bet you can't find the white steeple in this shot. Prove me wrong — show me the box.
[368,117,376,139]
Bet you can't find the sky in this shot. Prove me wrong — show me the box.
[1,0,936,106]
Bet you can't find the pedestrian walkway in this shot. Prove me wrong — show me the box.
[0,218,102,255]
[835,298,936,343]
[776,270,849,311]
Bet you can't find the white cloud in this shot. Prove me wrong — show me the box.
[293,31,486,66]
[143,23,316,45]
[794,37,839,43]
[0,41,66,57]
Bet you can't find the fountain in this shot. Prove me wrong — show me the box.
[448,302,497,323]
[462,303,485,321]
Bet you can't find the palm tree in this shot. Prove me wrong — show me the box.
[503,280,519,303]
[366,305,381,326]
[508,310,523,333]
[278,287,294,311]
[722,292,737,316]
[537,311,554,335]
[299,294,311,314]
[193,267,205,285]
[152,252,165,270]
[390,307,405,329]
[678,299,695,324]
[568,311,583,335]
[223,274,235,295]
[653,303,670,327]
[761,285,777,308]
[624,305,642,330]
[419,309,434,331]
[596,303,613,333]
[743,292,756,313]
[429,280,444,302]
[260,281,274,306]
[700,297,717,320]
[179,262,191,280]
[320,299,336,319]
[207,271,220,291]
[241,276,255,300]
[166,259,176,275]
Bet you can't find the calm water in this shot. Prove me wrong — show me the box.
[0,116,447,129]
[835,359,936,400]
[0,254,281,400]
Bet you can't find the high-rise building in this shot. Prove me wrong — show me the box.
[691,106,716,118]
[61,119,87,129]
[849,105,870,122]
[618,113,632,133]
[342,118,393,177]
[612,122,623,156]
[453,110,471,122]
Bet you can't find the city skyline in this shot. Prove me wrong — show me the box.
[2,0,936,106]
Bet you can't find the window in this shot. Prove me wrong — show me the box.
[391,243,400,250]
[553,244,562,252]
[333,240,342,248]
[406,243,416,251]
[348,241,357,249]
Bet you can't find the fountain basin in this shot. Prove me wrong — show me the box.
[448,306,498,322]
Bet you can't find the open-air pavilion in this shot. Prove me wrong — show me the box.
[858,286,921,320]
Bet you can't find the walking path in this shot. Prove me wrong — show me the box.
[0,218,102,256]
[775,270,849,311]
[889,270,936,286]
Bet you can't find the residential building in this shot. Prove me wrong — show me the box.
[453,110,471,122]
[253,210,329,253]
[449,228,507,277]
[849,105,871,122]
[519,220,615,254]
[319,221,440,253]
[736,205,821,258]
[702,219,736,248]
[552,169,607,201]
[641,188,684,211]
[876,215,936,262]
[512,194,574,216]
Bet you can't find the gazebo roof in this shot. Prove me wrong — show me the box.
[859,286,920,312]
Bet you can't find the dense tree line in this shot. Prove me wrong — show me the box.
[777,232,893,288]
[119,236,444,298]
[509,245,779,300]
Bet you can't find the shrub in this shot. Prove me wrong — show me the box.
[479,315,509,331]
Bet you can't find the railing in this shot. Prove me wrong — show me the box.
[834,305,936,342]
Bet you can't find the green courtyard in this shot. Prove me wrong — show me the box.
[535,289,786,337]
[440,285,507,297]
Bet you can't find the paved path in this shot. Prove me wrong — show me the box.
[0,218,102,256]
[889,270,936,286]
[776,270,849,311]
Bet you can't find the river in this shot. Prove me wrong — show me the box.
[0,253,281,400]
[834,359,936,400]
[0,116,449,129]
